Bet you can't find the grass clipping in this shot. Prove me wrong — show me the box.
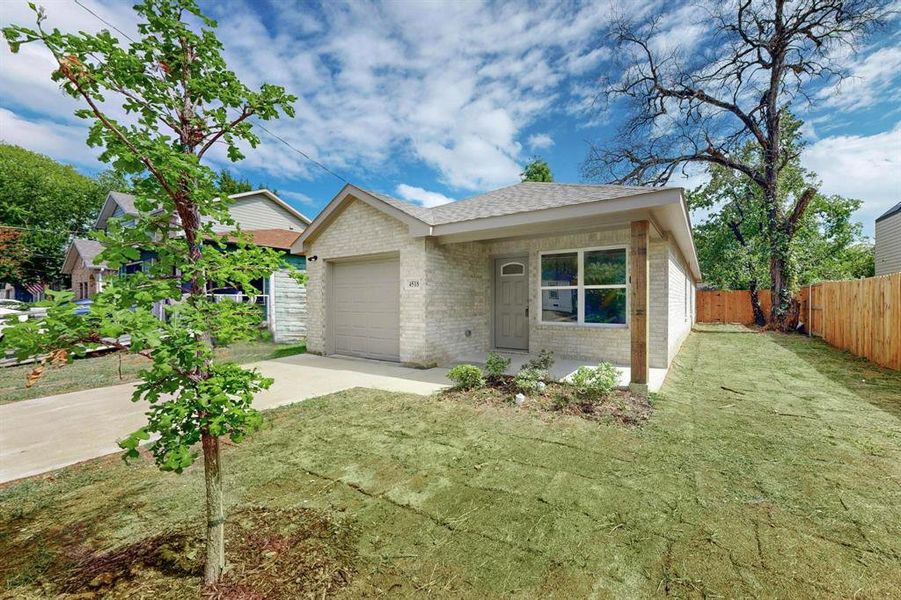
[441,377,652,427]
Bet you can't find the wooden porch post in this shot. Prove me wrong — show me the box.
[630,220,649,392]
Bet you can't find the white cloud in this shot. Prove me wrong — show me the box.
[803,123,901,235]
[395,183,455,207]
[195,0,621,191]
[279,190,317,206]
[819,46,901,111]
[527,133,555,150]
[0,108,99,166]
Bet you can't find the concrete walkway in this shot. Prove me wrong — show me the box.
[0,354,450,483]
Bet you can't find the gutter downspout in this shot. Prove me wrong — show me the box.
[268,272,277,340]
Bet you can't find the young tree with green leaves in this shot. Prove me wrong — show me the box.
[3,0,297,587]
[521,157,554,182]
[689,116,872,324]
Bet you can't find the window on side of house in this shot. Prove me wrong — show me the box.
[540,247,628,326]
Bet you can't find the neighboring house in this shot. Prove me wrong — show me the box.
[0,282,46,303]
[293,182,700,387]
[63,189,311,342]
[61,239,115,300]
[875,201,901,275]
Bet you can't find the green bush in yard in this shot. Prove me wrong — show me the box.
[447,364,484,390]
[570,363,619,400]
[484,352,511,381]
[524,349,554,377]
[515,367,544,393]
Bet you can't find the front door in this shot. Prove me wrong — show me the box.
[494,256,529,350]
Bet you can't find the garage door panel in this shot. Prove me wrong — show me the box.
[332,258,400,361]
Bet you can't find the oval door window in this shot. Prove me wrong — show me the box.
[501,262,525,276]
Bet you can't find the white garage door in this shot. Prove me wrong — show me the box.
[332,257,400,361]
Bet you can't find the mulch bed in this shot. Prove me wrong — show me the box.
[440,377,653,427]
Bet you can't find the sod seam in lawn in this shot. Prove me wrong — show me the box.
[1,328,899,598]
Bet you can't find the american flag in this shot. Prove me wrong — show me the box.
[24,282,44,298]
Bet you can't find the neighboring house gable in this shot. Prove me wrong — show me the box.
[61,238,113,300]
[207,190,311,232]
[95,191,139,229]
[68,188,311,342]
[875,201,901,276]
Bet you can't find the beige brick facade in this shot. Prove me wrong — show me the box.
[70,262,112,300]
[305,197,692,368]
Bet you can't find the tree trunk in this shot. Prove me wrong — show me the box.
[768,229,793,330]
[748,280,767,326]
[202,430,225,585]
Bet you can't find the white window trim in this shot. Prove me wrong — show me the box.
[538,245,629,328]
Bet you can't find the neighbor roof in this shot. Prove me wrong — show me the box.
[223,228,302,250]
[61,238,108,274]
[107,191,138,215]
[876,201,901,223]
[71,239,106,268]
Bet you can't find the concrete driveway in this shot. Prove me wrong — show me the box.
[0,354,450,483]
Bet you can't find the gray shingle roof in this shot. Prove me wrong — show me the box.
[71,238,106,269]
[365,190,434,222]
[363,182,669,226]
[108,191,137,215]
[876,201,901,223]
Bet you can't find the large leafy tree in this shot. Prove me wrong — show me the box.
[521,157,554,182]
[0,143,119,285]
[582,0,891,329]
[2,0,297,587]
[689,116,873,324]
[215,168,276,196]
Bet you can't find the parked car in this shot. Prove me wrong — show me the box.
[0,299,29,340]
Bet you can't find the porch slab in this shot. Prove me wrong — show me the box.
[452,351,668,393]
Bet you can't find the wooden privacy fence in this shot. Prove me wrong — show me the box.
[697,273,900,370]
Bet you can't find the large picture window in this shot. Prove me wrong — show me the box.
[540,247,627,325]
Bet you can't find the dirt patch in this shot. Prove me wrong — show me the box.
[1,506,356,599]
[440,378,652,427]
[204,506,356,600]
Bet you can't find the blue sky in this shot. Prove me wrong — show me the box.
[1,0,899,236]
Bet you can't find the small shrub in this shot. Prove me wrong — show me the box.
[484,352,511,381]
[524,349,554,375]
[569,362,619,400]
[447,364,485,390]
[515,367,544,393]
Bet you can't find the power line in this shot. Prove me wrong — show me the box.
[252,121,347,184]
[73,0,135,42]
[71,0,350,185]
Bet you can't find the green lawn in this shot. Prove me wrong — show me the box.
[2,328,899,598]
[0,340,306,404]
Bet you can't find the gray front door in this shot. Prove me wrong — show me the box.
[494,256,529,350]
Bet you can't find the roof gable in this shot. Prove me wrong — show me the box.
[292,184,432,253]
[95,191,138,229]
[876,201,901,223]
[228,189,312,226]
[61,238,107,274]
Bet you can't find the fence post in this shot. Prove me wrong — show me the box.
[807,284,812,337]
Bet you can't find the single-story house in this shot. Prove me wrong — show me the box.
[61,238,116,300]
[292,182,701,388]
[875,201,901,276]
[63,189,312,343]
